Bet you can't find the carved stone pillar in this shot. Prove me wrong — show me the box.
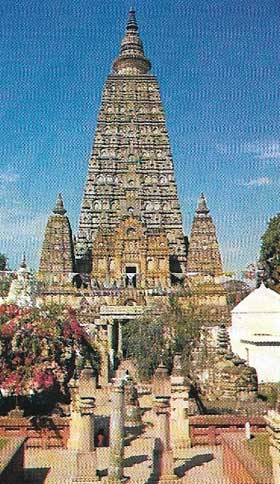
[78,366,96,452]
[151,360,177,483]
[107,322,115,369]
[153,396,178,484]
[118,322,123,359]
[71,367,99,483]
[99,346,110,387]
[124,373,142,428]
[107,380,125,483]
[170,354,191,456]
[68,377,81,451]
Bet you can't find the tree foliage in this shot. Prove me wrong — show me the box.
[122,296,200,381]
[259,214,280,287]
[0,254,7,271]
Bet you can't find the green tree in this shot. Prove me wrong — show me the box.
[0,254,7,271]
[122,296,200,381]
[0,254,11,297]
[259,214,280,287]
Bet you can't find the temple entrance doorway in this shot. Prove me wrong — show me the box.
[125,265,137,287]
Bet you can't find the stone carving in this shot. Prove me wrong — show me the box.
[190,325,258,407]
[91,216,170,290]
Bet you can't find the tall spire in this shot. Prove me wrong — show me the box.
[112,9,151,75]
[53,193,66,215]
[77,7,187,277]
[127,7,138,31]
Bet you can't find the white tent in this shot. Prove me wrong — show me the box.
[230,283,280,383]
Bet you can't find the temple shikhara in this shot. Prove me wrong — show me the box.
[0,9,276,484]
[38,10,228,325]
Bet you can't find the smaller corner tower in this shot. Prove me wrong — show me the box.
[186,193,223,279]
[186,193,229,326]
[38,193,75,285]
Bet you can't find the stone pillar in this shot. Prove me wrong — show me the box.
[117,322,123,359]
[107,380,125,483]
[107,322,115,370]
[78,366,96,452]
[99,346,110,387]
[70,367,99,483]
[152,360,177,483]
[67,377,82,451]
[170,354,191,456]
[68,368,96,451]
[124,373,142,428]
[153,396,178,484]
[265,409,280,484]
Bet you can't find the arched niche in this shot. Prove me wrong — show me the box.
[124,299,137,306]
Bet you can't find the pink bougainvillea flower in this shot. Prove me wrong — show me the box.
[1,319,18,337]
[0,303,99,398]
[24,356,33,366]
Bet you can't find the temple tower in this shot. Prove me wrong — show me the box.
[186,193,229,325]
[76,9,187,284]
[38,193,75,284]
[186,193,223,278]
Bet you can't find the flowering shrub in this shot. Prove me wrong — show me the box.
[0,304,100,397]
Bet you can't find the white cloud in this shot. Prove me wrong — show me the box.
[216,140,280,161]
[242,176,272,187]
[0,171,20,183]
[244,141,280,160]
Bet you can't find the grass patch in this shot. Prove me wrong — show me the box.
[246,433,272,469]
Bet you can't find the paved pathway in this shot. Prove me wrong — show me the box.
[24,443,230,484]
[177,445,230,484]
[24,435,154,484]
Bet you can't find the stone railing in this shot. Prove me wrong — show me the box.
[100,305,144,316]
[0,413,268,452]
[0,437,26,484]
[189,415,266,445]
[0,416,70,449]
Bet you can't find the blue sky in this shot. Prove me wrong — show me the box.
[0,0,279,272]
